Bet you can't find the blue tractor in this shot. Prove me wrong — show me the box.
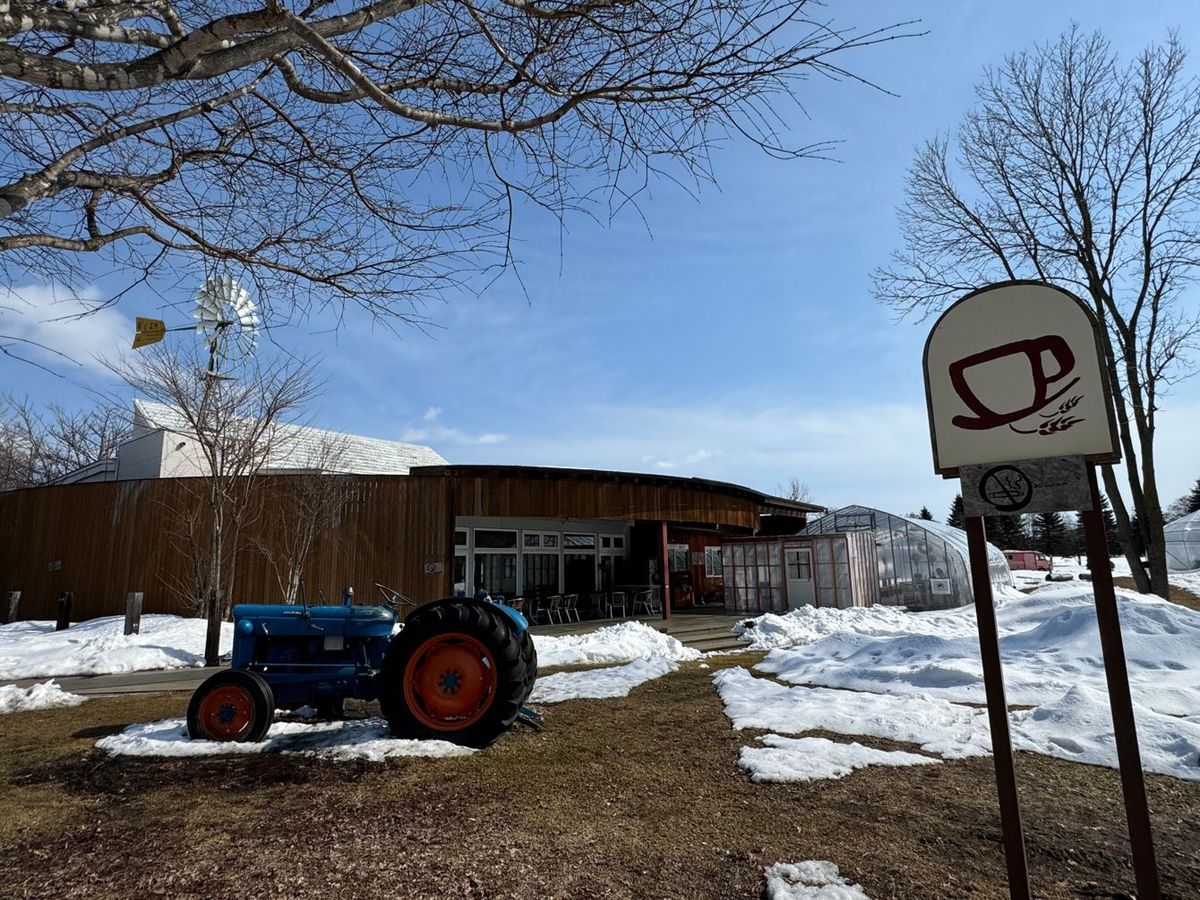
[186,594,537,748]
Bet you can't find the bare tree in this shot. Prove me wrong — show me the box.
[109,342,321,664]
[0,391,128,489]
[874,28,1200,596]
[252,435,353,605]
[0,2,916,326]
[778,476,814,505]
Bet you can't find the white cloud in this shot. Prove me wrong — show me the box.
[449,399,945,513]
[401,422,508,447]
[422,405,442,421]
[0,284,130,376]
[649,448,716,470]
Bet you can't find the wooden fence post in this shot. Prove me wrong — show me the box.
[3,591,18,624]
[124,592,144,636]
[55,591,73,631]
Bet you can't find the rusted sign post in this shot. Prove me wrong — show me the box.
[923,281,1160,900]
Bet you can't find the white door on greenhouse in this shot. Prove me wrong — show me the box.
[785,548,816,608]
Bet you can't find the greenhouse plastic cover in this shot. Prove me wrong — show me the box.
[1166,510,1200,572]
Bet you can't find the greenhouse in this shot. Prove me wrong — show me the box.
[1165,511,1200,572]
[801,505,1014,610]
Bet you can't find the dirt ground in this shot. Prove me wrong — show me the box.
[2,653,1198,900]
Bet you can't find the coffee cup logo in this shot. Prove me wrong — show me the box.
[949,336,1084,435]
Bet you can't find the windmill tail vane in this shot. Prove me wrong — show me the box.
[130,275,260,374]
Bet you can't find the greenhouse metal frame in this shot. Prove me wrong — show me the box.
[802,505,1013,610]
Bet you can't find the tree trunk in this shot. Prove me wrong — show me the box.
[1100,466,1152,593]
[204,588,223,667]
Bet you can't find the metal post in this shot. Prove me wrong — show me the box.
[659,521,671,621]
[1080,465,1162,899]
[964,516,1031,900]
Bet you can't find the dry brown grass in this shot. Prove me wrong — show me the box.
[2,655,1198,899]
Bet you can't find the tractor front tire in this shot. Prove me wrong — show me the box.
[380,601,536,748]
[186,669,274,742]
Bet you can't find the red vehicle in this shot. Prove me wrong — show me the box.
[1004,549,1052,571]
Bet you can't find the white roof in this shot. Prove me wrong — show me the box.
[132,399,447,475]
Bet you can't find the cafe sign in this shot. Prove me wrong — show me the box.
[923,281,1120,476]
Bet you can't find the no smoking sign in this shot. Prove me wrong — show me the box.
[960,455,1092,517]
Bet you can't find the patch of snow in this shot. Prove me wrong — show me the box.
[96,716,474,761]
[1011,685,1200,781]
[529,657,676,704]
[533,621,700,667]
[756,585,1200,717]
[740,735,938,783]
[713,667,991,759]
[765,861,870,900]
[732,604,959,652]
[0,680,87,714]
[0,615,234,680]
[1171,570,1200,596]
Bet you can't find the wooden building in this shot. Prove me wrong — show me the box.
[0,465,817,621]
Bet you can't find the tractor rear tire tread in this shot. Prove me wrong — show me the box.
[380,600,536,748]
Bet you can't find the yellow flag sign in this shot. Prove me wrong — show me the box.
[132,317,166,349]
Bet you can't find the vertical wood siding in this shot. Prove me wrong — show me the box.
[1,471,783,621]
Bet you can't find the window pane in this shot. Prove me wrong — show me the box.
[454,530,468,547]
[475,553,516,595]
[601,536,612,548]
[523,554,558,595]
[542,534,559,548]
[564,533,595,548]
[705,546,722,577]
[475,529,517,549]
[523,533,541,548]
[453,555,467,595]
[613,536,625,549]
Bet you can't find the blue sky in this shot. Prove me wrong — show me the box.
[3,1,1199,520]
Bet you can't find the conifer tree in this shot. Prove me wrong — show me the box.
[1034,511,1068,557]
[1186,479,1200,515]
[947,495,965,530]
[918,506,935,520]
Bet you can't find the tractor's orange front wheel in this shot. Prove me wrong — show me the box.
[186,669,274,742]
[402,632,498,730]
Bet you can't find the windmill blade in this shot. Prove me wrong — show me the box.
[190,274,259,373]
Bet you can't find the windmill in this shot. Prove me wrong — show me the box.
[132,275,261,375]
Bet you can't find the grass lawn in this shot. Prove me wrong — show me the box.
[3,653,1199,899]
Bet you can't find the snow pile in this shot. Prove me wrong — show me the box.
[96,716,474,761]
[757,584,1200,716]
[714,667,991,760]
[717,582,1200,782]
[533,621,699,667]
[530,657,676,704]
[732,604,959,652]
[0,615,234,680]
[1010,686,1200,781]
[0,680,87,714]
[740,735,938,783]
[764,861,870,900]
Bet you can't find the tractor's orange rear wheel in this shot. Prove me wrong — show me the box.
[402,632,498,730]
[380,599,537,748]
